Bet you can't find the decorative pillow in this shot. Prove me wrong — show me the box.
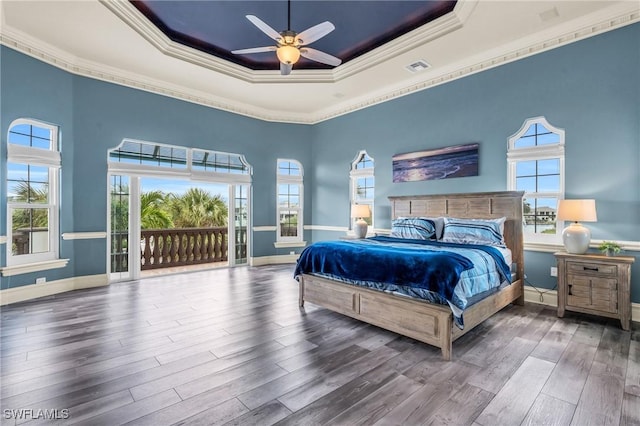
[391,217,437,240]
[420,217,445,240]
[441,217,507,247]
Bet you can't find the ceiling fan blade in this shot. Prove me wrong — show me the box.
[246,15,281,42]
[300,48,342,67]
[295,21,335,45]
[231,46,277,55]
[280,62,293,76]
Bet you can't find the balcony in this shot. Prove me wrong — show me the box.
[110,226,231,276]
[140,227,228,270]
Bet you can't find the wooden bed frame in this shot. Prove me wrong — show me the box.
[298,191,525,360]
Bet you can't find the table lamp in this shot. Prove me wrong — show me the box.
[556,199,597,254]
[351,204,370,239]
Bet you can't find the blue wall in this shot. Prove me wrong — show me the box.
[0,47,76,288]
[1,46,313,289]
[310,23,640,301]
[1,23,639,302]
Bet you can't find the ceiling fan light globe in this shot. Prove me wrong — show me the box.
[277,45,300,65]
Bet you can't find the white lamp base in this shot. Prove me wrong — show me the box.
[354,219,368,239]
[562,222,591,254]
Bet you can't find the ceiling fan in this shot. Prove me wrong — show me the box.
[231,0,342,75]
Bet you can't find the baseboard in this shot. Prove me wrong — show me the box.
[249,254,298,266]
[0,274,108,306]
[524,285,640,322]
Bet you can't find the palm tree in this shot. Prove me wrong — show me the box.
[168,188,228,228]
[11,180,49,230]
[140,190,173,229]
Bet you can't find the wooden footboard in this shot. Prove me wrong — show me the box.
[299,273,523,360]
[298,191,525,361]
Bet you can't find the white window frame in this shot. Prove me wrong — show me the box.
[108,139,252,184]
[107,139,253,279]
[507,116,565,245]
[6,119,61,267]
[276,159,304,244]
[350,150,375,230]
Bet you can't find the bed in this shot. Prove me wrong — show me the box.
[295,191,524,360]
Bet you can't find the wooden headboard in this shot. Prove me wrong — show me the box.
[388,191,525,282]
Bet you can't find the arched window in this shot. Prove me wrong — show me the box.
[507,116,565,242]
[6,119,61,266]
[276,159,303,243]
[350,151,375,230]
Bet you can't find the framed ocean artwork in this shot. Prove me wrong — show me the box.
[392,143,479,183]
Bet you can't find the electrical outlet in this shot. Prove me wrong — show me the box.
[550,267,558,277]
[36,277,46,284]
[289,251,295,255]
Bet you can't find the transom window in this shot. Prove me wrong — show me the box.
[276,159,303,242]
[9,123,54,150]
[350,151,375,228]
[508,117,564,242]
[108,139,252,183]
[192,149,250,174]
[109,140,187,169]
[6,119,61,266]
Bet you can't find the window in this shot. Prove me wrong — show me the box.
[109,140,187,169]
[108,140,252,183]
[192,149,250,175]
[508,117,564,242]
[276,159,303,242]
[350,151,375,228]
[6,119,61,266]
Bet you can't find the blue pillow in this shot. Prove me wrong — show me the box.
[390,217,437,240]
[441,217,507,247]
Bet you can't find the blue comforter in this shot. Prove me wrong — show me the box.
[295,236,511,321]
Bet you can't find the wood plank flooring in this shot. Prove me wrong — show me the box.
[1,265,638,425]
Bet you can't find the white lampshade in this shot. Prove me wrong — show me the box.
[556,199,597,222]
[276,45,300,65]
[557,199,597,254]
[350,204,370,219]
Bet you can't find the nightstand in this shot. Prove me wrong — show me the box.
[555,252,635,330]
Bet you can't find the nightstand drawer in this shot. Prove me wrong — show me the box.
[566,261,617,276]
[567,275,617,290]
[567,275,618,314]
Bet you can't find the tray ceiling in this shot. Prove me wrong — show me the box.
[1,1,638,123]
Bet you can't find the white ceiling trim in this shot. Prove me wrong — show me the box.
[101,0,476,85]
[312,3,640,123]
[1,2,638,125]
[0,25,313,124]
[100,0,335,84]
[332,4,472,82]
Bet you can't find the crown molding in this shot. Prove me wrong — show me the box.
[101,0,474,85]
[0,25,314,124]
[310,3,640,123]
[99,0,337,85]
[1,2,638,125]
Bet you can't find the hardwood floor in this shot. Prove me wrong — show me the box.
[1,264,638,425]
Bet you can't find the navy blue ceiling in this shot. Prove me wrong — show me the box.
[131,1,457,70]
